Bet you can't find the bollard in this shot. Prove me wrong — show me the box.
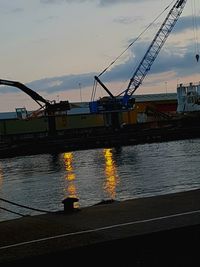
[62,197,79,213]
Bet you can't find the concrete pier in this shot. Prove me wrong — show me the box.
[1,189,200,266]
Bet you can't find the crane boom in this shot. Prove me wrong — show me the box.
[122,0,187,106]
[0,79,49,107]
[0,79,71,113]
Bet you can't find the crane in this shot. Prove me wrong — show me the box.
[0,79,70,115]
[89,0,187,113]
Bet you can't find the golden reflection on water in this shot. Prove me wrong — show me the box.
[63,153,78,205]
[103,149,119,199]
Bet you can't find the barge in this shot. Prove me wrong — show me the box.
[1,81,200,159]
[0,90,179,158]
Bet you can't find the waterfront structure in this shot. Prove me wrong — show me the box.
[0,93,177,138]
[177,82,200,113]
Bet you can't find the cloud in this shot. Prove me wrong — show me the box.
[40,0,62,3]
[1,38,198,97]
[0,14,198,97]
[40,0,151,6]
[35,15,58,24]
[0,6,24,15]
[145,44,197,77]
[98,0,139,6]
[113,16,142,25]
[173,16,200,34]
[0,72,97,95]
[99,25,199,84]
[11,8,24,13]
[27,72,96,93]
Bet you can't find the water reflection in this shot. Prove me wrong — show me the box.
[0,164,3,188]
[50,153,62,172]
[63,153,78,205]
[2,139,200,223]
[103,149,119,199]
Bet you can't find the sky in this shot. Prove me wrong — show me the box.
[0,0,200,111]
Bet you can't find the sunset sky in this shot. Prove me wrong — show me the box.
[0,0,200,111]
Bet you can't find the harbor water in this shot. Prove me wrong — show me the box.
[0,138,200,222]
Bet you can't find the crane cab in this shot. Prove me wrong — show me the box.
[89,97,135,114]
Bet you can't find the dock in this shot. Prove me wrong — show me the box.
[1,189,200,266]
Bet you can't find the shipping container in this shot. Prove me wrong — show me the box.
[56,113,104,130]
[0,117,48,135]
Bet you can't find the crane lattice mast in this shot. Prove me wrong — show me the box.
[123,0,187,106]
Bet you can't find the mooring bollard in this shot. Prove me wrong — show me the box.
[62,197,79,213]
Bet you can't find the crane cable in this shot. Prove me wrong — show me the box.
[191,0,200,61]
[91,0,177,101]
[91,0,177,100]
[97,0,177,79]
[0,197,51,215]
[0,206,26,217]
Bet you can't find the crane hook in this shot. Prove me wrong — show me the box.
[196,54,199,62]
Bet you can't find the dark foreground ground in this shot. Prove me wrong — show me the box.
[1,189,200,266]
